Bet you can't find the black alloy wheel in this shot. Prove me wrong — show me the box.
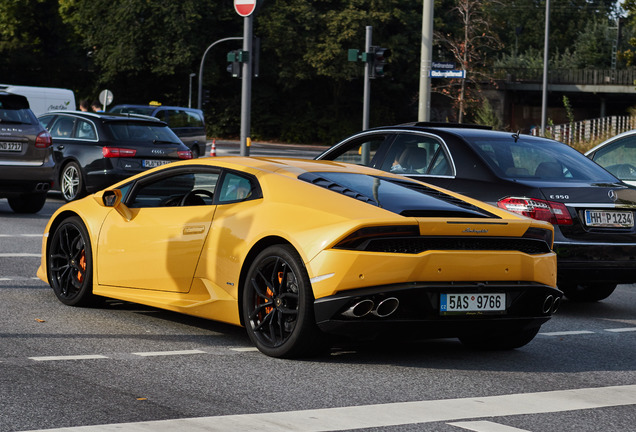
[559,282,617,302]
[7,192,47,213]
[60,161,85,202]
[242,245,324,358]
[48,216,95,306]
[459,326,541,350]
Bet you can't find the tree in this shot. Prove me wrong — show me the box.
[434,0,502,123]
[0,0,86,89]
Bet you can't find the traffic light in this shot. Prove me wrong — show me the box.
[202,89,211,106]
[227,50,242,78]
[369,46,390,79]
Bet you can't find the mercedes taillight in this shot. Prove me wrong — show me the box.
[497,197,573,225]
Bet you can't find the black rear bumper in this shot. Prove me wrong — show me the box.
[554,242,636,284]
[314,282,561,339]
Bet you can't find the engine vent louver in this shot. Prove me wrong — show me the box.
[299,172,379,206]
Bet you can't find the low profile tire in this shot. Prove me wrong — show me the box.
[60,162,85,202]
[242,245,325,358]
[559,283,617,302]
[459,326,540,350]
[8,192,47,213]
[48,216,95,306]
[191,146,200,159]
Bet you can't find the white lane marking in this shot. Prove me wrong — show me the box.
[0,253,41,257]
[132,350,207,357]
[449,420,530,431]
[230,347,259,352]
[606,327,636,333]
[448,420,529,432]
[23,384,636,432]
[539,330,595,336]
[29,355,109,361]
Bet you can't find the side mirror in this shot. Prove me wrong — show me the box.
[102,189,122,207]
[95,189,132,221]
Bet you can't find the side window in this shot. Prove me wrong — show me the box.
[218,172,257,203]
[127,170,219,208]
[593,137,636,177]
[154,110,167,122]
[39,115,54,129]
[75,119,97,140]
[383,133,452,176]
[185,111,204,127]
[330,135,387,166]
[50,116,75,138]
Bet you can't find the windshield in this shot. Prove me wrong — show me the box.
[468,136,617,182]
[105,122,180,143]
[0,95,35,124]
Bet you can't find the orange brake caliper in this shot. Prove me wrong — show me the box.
[77,250,86,282]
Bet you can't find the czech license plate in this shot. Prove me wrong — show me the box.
[0,142,22,152]
[143,159,172,168]
[584,210,634,227]
[440,293,506,314]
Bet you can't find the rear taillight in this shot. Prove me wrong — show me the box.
[35,131,52,148]
[178,150,193,159]
[498,197,573,225]
[334,225,420,250]
[102,147,137,158]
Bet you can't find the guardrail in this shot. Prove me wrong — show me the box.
[492,68,636,86]
[530,116,636,146]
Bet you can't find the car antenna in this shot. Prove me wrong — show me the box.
[512,130,520,143]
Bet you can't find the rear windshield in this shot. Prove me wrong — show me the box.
[105,122,181,143]
[299,172,496,218]
[0,94,35,125]
[467,136,617,182]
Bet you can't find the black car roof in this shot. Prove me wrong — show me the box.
[40,110,163,123]
[363,123,560,143]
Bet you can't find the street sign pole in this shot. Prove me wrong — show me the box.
[362,26,372,131]
[418,0,434,122]
[240,14,253,156]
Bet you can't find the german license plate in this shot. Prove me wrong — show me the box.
[440,293,505,314]
[584,210,634,227]
[143,159,172,168]
[0,142,22,152]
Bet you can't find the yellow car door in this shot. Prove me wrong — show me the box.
[96,169,219,293]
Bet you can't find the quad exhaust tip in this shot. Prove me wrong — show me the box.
[341,297,399,319]
[542,295,562,314]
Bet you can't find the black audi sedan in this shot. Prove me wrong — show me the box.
[316,123,636,302]
[38,111,192,202]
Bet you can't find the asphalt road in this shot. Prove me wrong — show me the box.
[1,150,635,432]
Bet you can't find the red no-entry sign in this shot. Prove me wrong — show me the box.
[234,0,257,17]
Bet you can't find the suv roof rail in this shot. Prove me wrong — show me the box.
[400,122,492,130]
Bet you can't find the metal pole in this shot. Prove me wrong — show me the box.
[540,0,550,137]
[362,26,372,131]
[240,16,254,156]
[419,0,434,122]
[197,37,243,110]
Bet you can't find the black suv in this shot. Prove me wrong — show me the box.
[0,92,54,213]
[38,111,192,202]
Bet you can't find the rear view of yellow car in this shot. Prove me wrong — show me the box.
[37,157,559,358]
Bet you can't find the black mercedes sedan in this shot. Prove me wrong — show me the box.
[38,111,192,202]
[316,123,636,302]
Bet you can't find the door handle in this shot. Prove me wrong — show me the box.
[183,225,205,235]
